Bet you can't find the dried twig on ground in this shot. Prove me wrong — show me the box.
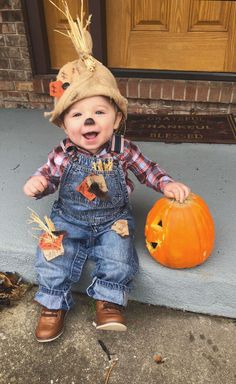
[104,358,119,384]
[97,339,119,384]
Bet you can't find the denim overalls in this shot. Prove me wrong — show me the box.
[34,136,139,311]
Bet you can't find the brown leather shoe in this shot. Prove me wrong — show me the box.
[94,300,127,331]
[35,306,67,343]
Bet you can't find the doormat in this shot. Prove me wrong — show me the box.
[125,114,236,144]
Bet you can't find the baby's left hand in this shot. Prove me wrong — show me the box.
[163,182,191,203]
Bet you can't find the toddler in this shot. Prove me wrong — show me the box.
[23,2,190,342]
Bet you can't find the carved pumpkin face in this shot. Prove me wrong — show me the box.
[145,193,215,269]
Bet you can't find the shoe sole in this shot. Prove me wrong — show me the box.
[93,321,127,331]
[36,328,64,343]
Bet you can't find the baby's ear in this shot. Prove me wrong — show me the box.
[114,111,123,131]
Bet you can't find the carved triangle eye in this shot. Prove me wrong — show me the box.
[151,242,158,249]
[158,220,163,227]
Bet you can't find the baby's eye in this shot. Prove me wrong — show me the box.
[95,110,105,115]
[73,112,82,117]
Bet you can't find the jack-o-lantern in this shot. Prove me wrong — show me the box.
[145,193,215,269]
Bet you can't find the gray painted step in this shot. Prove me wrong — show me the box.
[0,109,235,317]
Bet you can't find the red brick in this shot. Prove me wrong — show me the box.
[231,85,236,103]
[0,46,20,58]
[117,78,128,97]
[0,69,9,80]
[12,0,22,10]
[25,71,33,81]
[0,35,5,45]
[196,82,210,101]
[220,83,233,103]
[3,90,28,101]
[0,79,14,90]
[1,10,23,22]
[7,69,26,80]
[33,79,44,93]
[127,78,138,98]
[41,78,51,94]
[4,34,20,46]
[0,1,11,10]
[0,57,9,68]
[16,22,25,34]
[139,79,152,99]
[4,101,28,108]
[10,58,31,70]
[0,22,16,33]
[28,93,52,103]
[173,81,185,100]
[162,81,174,100]
[151,80,162,99]
[14,81,34,92]
[208,84,221,102]
[185,82,197,101]
[20,46,30,59]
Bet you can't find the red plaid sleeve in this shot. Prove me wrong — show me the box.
[33,143,69,198]
[123,139,174,192]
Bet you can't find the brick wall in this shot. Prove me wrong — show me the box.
[0,0,52,109]
[0,0,236,115]
[118,78,236,115]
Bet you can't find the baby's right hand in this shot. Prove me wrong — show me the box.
[23,176,48,197]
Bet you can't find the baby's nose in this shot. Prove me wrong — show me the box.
[84,118,95,126]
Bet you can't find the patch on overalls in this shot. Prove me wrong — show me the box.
[27,208,65,261]
[76,174,109,201]
[39,231,65,261]
[111,220,129,237]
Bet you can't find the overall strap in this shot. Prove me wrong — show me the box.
[111,134,125,154]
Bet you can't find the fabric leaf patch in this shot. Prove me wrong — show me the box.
[111,220,129,237]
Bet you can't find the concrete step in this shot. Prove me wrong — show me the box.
[0,108,235,318]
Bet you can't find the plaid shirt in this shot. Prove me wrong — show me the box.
[34,136,173,198]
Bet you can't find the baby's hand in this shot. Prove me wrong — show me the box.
[163,182,190,203]
[23,176,48,197]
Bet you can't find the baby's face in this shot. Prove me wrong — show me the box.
[62,96,122,154]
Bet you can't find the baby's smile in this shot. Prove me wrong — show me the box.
[83,131,99,141]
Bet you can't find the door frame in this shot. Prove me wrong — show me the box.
[23,0,236,81]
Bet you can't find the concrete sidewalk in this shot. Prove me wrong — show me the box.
[0,287,236,384]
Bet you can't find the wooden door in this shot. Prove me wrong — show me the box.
[43,0,88,69]
[106,0,236,72]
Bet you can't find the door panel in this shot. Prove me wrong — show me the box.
[43,0,88,69]
[106,0,236,72]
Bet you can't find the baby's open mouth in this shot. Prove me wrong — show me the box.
[83,132,99,140]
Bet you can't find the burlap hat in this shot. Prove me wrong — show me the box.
[45,1,128,127]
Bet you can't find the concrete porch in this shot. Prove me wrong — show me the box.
[0,108,235,318]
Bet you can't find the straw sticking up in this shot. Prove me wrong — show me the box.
[48,0,96,71]
[27,208,57,240]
